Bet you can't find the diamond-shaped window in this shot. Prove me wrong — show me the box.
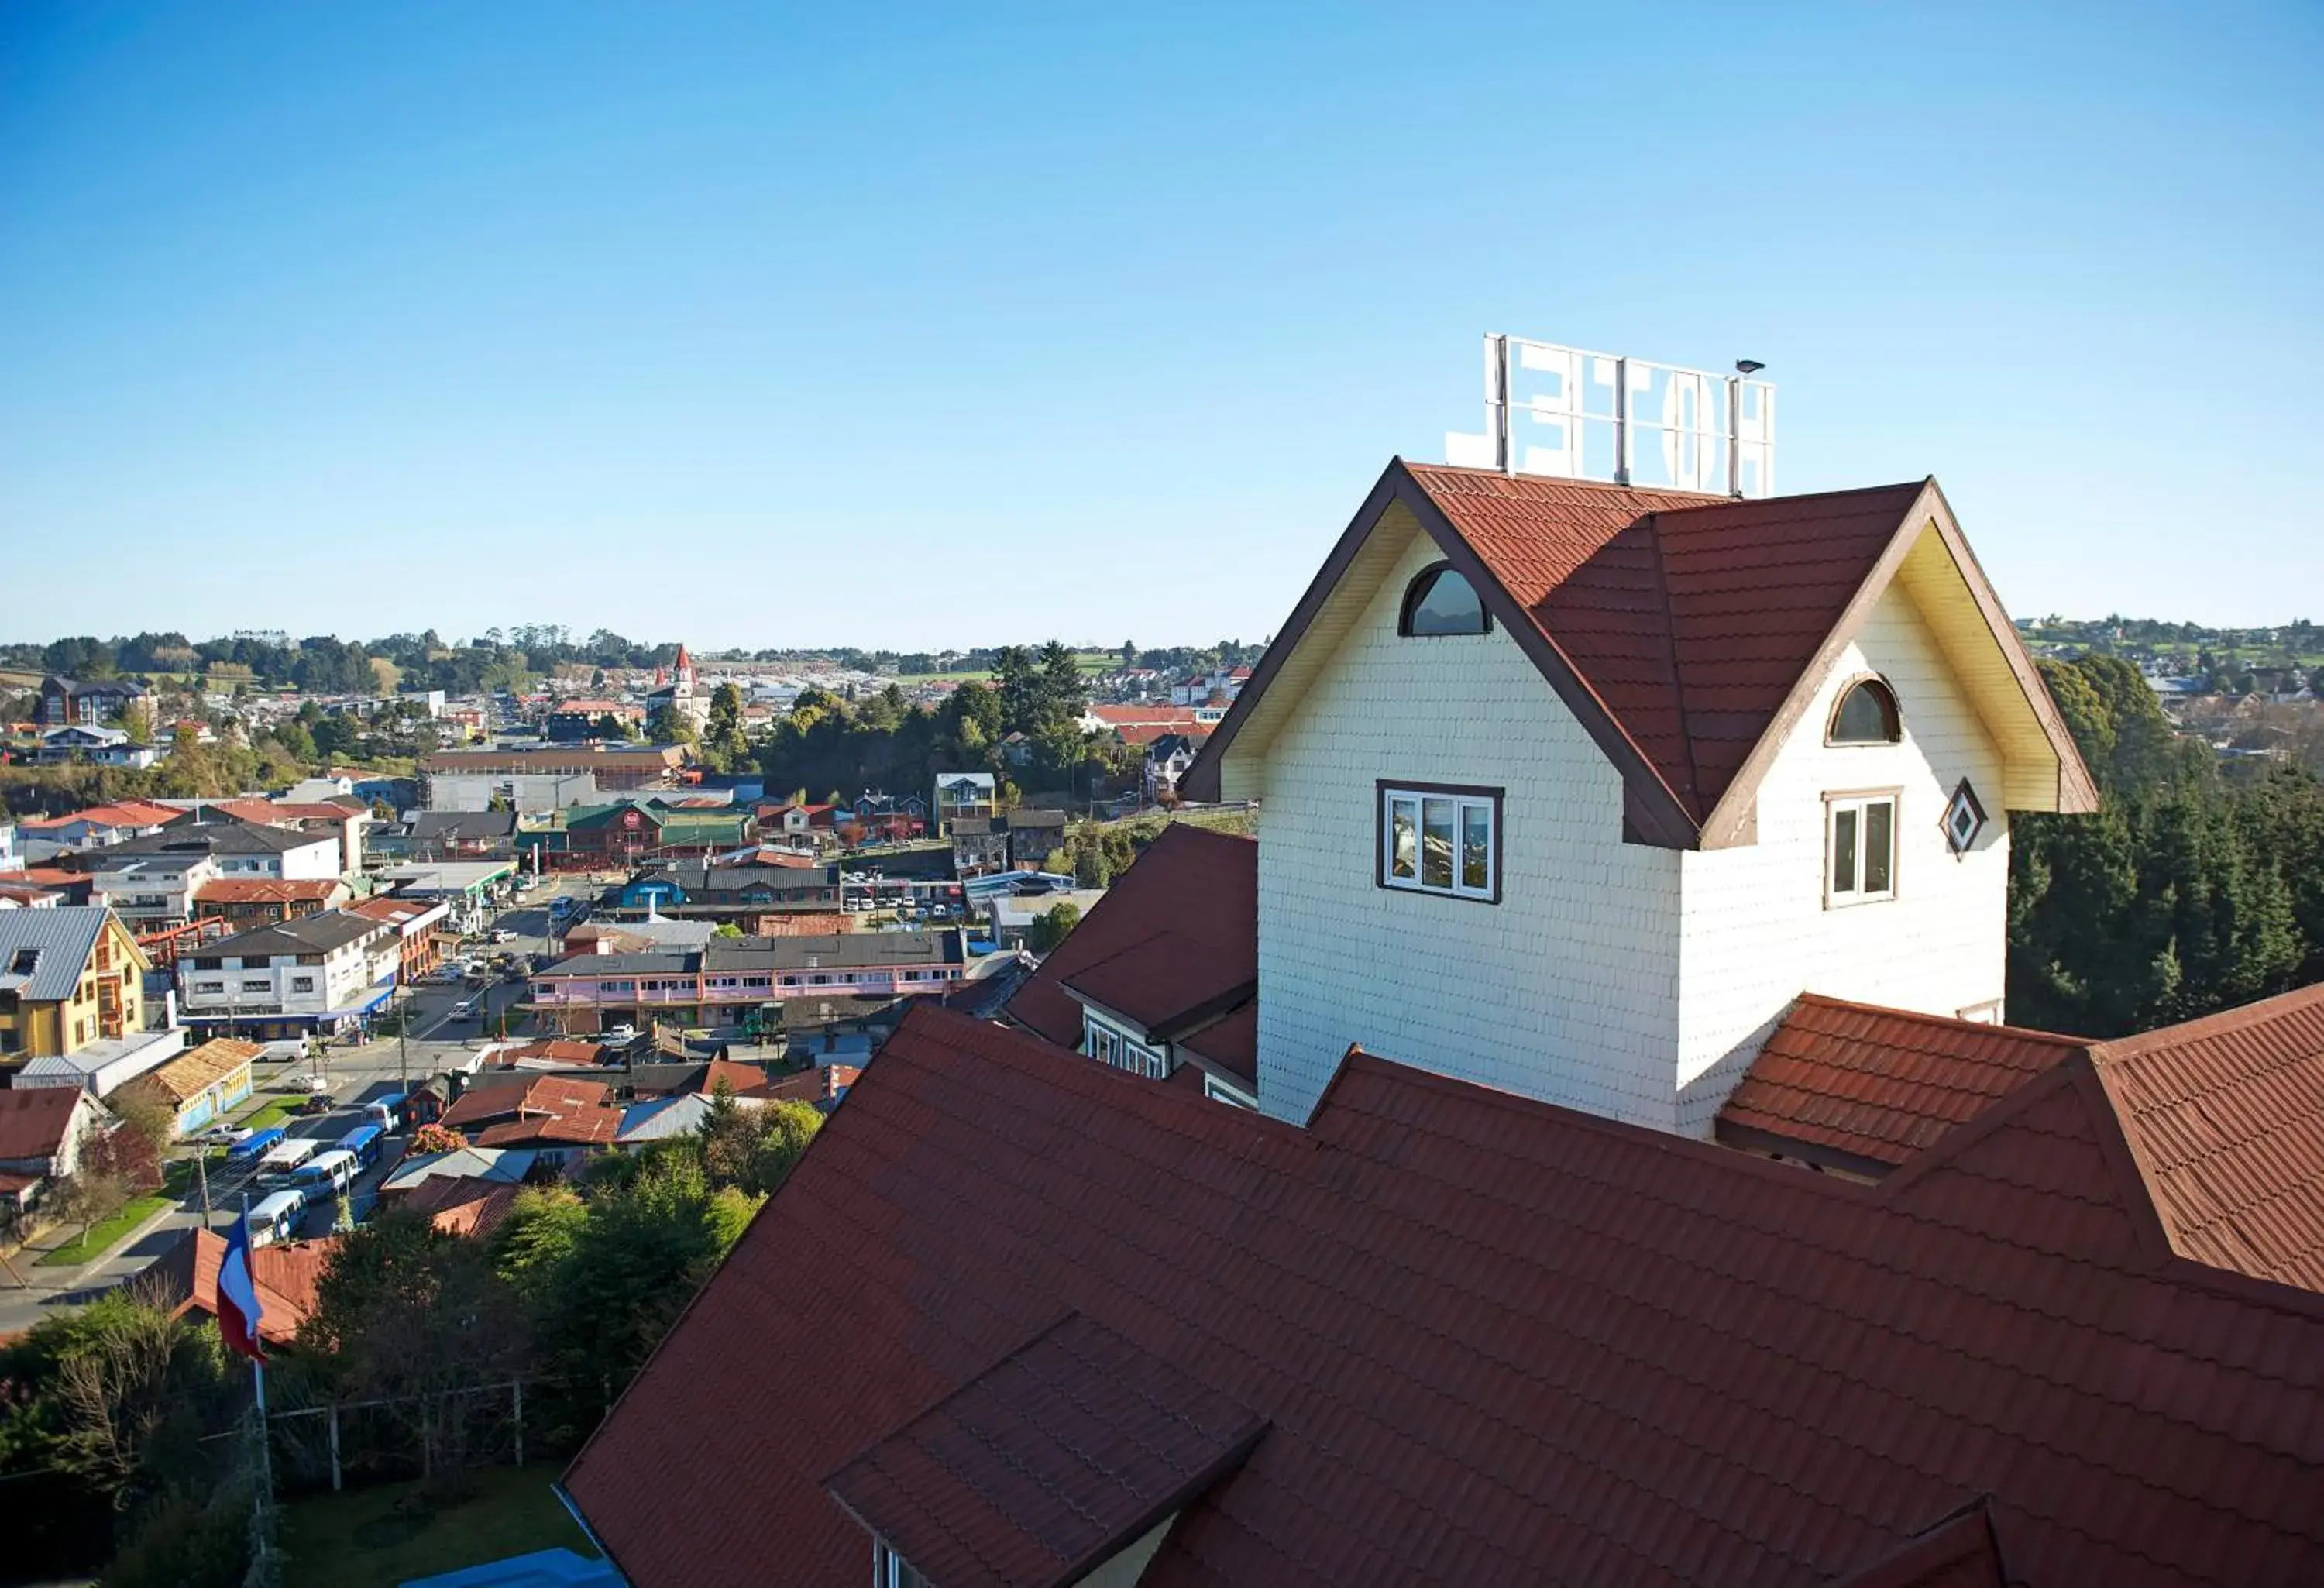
[1943,779,1987,855]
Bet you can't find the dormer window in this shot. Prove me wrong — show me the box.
[1827,678,1901,744]
[1398,563,1490,637]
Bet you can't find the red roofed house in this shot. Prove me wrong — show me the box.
[138,1227,336,1347]
[1183,460,2095,1128]
[560,453,2324,1586]
[439,1074,622,1162]
[191,875,350,930]
[0,1083,108,1212]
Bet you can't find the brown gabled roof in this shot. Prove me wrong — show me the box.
[146,1229,336,1346]
[123,1038,263,1105]
[1002,823,1255,1050]
[401,1174,527,1238]
[0,1086,86,1163]
[195,878,346,905]
[2092,982,2324,1291]
[476,1107,623,1148]
[825,1312,1266,1588]
[1715,995,2087,1174]
[1185,460,2095,844]
[564,1005,2324,1588]
[439,1074,610,1130]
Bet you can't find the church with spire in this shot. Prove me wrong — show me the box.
[645,643,710,734]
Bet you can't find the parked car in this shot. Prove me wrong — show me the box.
[487,927,515,944]
[601,1023,637,1042]
[198,1123,255,1147]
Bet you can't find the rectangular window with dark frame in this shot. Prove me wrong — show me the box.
[1379,783,1501,902]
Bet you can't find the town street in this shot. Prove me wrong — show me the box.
[0,885,572,1336]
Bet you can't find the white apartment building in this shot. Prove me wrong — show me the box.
[1186,461,2092,1133]
[88,853,222,929]
[177,910,402,1039]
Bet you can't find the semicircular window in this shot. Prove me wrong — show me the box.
[1399,564,1490,637]
[1829,678,1902,744]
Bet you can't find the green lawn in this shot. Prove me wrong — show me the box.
[237,1095,300,1133]
[37,1161,194,1267]
[280,1466,599,1588]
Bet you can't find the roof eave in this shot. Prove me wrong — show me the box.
[1184,460,1704,848]
[1693,478,2098,849]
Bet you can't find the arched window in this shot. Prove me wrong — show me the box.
[1828,677,1901,744]
[1399,563,1490,637]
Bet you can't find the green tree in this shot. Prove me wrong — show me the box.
[645,703,698,747]
[1027,901,1081,954]
[703,683,749,771]
[300,1206,528,1493]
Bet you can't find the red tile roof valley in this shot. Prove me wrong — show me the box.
[1716,995,2088,1173]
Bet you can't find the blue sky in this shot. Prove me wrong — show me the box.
[2,2,2318,651]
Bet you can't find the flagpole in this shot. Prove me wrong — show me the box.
[239,1193,277,1581]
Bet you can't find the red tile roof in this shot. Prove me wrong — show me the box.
[1176,1000,1257,1091]
[399,1172,528,1238]
[1088,704,1202,728]
[824,1312,1266,1588]
[696,1059,768,1095]
[2093,982,2324,1291]
[1004,823,1254,1050]
[755,1064,860,1107]
[1715,995,2088,1173]
[476,1107,623,1148]
[1114,721,1210,748]
[494,1038,608,1067]
[1060,929,1253,1037]
[1403,464,1927,823]
[22,800,178,831]
[566,1005,2324,1588]
[151,1230,337,1346]
[438,1074,610,1131]
[195,878,346,904]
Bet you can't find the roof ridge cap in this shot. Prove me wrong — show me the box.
[1638,512,1706,816]
[1791,992,2095,1048]
[2092,981,2324,1059]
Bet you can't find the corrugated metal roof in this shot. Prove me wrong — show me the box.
[0,906,110,1001]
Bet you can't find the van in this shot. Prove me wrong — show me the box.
[291,1149,359,1202]
[336,1122,385,1167]
[365,1095,407,1133]
[257,1038,309,1065]
[249,1191,305,1247]
[255,1137,322,1188]
[227,1126,287,1166]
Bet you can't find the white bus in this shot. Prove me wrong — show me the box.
[255,1138,322,1188]
[248,1190,305,1247]
[290,1149,359,1203]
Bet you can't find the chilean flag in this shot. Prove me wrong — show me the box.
[217,1205,267,1363]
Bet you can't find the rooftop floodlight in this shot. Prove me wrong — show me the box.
[1735,359,1765,376]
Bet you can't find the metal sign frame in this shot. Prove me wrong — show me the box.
[1448,335,1776,498]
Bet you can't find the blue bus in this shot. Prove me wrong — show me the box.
[336,1122,385,1167]
[227,1126,286,1166]
[365,1094,408,1133]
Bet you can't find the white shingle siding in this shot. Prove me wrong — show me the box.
[1253,530,1685,1129]
[1673,584,2009,1131]
[1247,526,2012,1139]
